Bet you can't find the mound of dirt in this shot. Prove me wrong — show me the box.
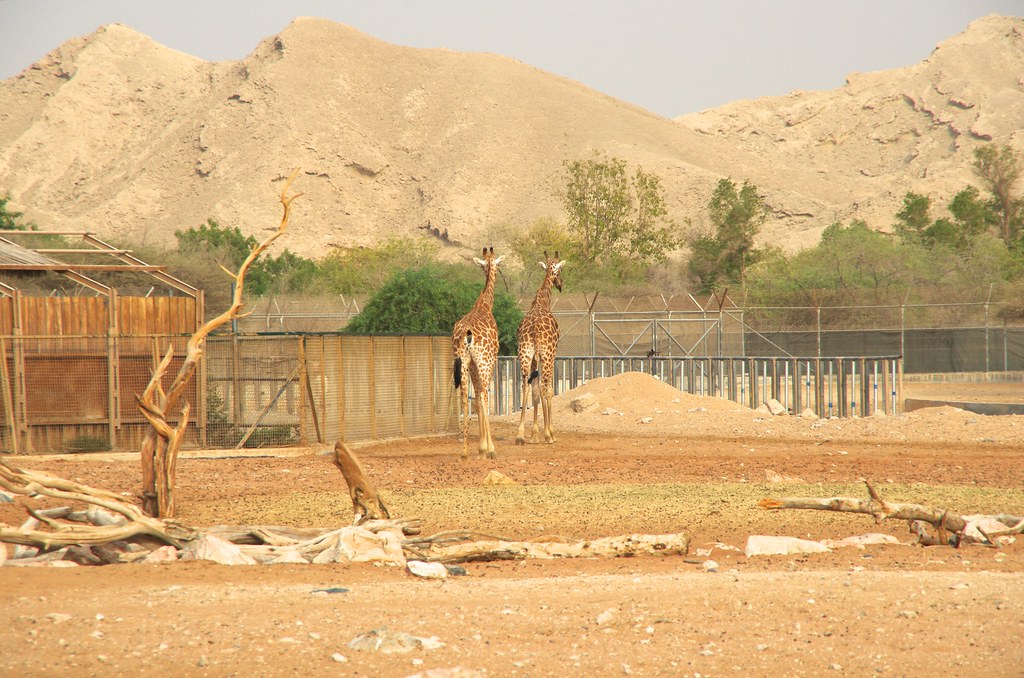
[497,371,1024,445]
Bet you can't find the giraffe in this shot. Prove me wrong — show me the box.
[452,246,505,459]
[515,251,565,445]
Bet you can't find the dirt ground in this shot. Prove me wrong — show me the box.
[2,375,1023,677]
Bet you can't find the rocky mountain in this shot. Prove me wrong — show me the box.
[0,14,1021,261]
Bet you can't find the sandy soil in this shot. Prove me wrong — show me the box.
[2,375,1023,677]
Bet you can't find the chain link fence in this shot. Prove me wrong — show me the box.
[2,297,1021,454]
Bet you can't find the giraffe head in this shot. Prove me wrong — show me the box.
[541,250,565,292]
[473,246,505,273]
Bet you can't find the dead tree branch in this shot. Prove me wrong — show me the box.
[0,460,196,549]
[140,170,303,517]
[760,479,1024,547]
[332,442,390,524]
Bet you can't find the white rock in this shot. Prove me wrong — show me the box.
[407,560,449,579]
[821,533,901,549]
[745,535,831,557]
[570,393,598,413]
[181,535,257,565]
[142,545,179,563]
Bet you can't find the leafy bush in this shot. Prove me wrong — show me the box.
[345,264,524,355]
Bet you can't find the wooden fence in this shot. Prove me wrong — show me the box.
[0,332,457,454]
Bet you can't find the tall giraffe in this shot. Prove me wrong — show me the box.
[452,246,505,459]
[515,251,565,445]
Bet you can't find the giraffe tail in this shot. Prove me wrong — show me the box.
[453,357,462,389]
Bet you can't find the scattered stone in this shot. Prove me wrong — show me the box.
[798,408,818,419]
[639,416,653,424]
[348,627,444,654]
[142,545,180,563]
[601,407,620,416]
[407,560,449,579]
[764,469,804,483]
[702,559,719,573]
[311,587,350,595]
[330,653,348,663]
[765,399,788,416]
[0,490,13,503]
[47,613,72,624]
[483,470,517,485]
[596,608,617,625]
[570,392,598,413]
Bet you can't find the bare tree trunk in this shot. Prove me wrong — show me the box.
[333,441,390,524]
[140,170,303,517]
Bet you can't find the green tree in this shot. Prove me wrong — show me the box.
[345,264,524,355]
[0,193,32,231]
[688,178,767,292]
[973,144,1023,246]
[174,218,320,297]
[318,237,439,296]
[893,192,932,242]
[561,152,679,283]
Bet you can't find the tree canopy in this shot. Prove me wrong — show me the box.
[561,152,680,287]
[344,264,524,355]
[688,178,768,293]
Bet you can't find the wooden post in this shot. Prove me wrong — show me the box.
[337,335,346,441]
[368,337,376,439]
[0,337,18,454]
[298,337,309,446]
[301,336,323,444]
[399,337,407,437]
[11,290,29,453]
[106,289,119,451]
[428,336,436,434]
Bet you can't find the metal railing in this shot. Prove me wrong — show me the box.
[489,355,903,419]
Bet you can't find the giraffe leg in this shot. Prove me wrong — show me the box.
[478,390,496,458]
[542,360,556,443]
[460,382,470,460]
[542,383,556,443]
[515,355,532,445]
[530,375,542,443]
[458,358,470,460]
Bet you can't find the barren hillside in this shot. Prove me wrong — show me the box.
[0,14,1021,259]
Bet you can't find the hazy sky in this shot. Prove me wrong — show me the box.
[1,1,1020,118]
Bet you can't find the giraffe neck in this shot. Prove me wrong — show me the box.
[472,263,497,314]
[531,275,554,312]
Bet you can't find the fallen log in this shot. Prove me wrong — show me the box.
[0,460,197,550]
[760,479,1024,547]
